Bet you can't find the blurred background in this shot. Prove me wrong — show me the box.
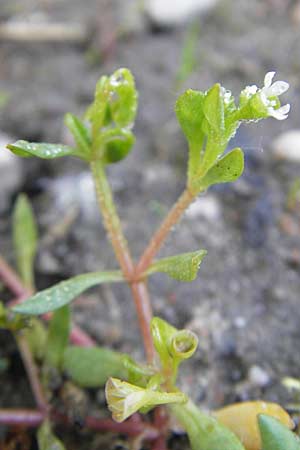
[0,0,300,439]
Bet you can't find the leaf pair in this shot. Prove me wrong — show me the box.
[7,68,138,165]
[176,84,244,193]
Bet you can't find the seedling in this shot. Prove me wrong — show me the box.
[0,69,297,450]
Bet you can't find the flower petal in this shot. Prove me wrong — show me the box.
[267,80,289,97]
[268,104,290,120]
[264,71,276,88]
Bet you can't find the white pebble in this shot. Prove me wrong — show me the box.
[248,365,271,388]
[186,195,221,221]
[145,0,219,26]
[272,129,300,162]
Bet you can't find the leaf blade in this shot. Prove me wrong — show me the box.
[12,271,124,315]
[145,250,207,282]
[197,148,244,191]
[170,400,245,450]
[63,346,127,387]
[45,306,70,370]
[37,420,66,450]
[7,141,80,160]
[13,194,38,289]
[258,414,300,450]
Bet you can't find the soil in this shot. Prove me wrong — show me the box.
[0,0,300,449]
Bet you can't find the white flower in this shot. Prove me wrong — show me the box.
[260,71,290,120]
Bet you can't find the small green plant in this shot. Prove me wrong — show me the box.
[0,69,297,450]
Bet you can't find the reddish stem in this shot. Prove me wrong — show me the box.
[16,337,48,411]
[130,281,155,363]
[0,409,44,427]
[136,189,194,275]
[0,255,31,298]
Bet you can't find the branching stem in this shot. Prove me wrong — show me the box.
[136,188,195,275]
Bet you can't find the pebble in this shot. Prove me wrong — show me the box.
[186,195,221,221]
[0,132,23,209]
[145,0,219,26]
[272,130,300,163]
[248,365,271,388]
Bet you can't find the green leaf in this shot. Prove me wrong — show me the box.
[176,89,205,149]
[196,148,244,191]
[151,317,177,369]
[175,90,205,180]
[170,400,245,450]
[145,250,207,282]
[203,83,224,135]
[24,318,47,360]
[63,346,127,387]
[7,140,81,160]
[45,306,70,370]
[37,420,66,450]
[64,113,91,160]
[100,128,135,164]
[13,194,38,289]
[258,414,300,450]
[12,270,124,315]
[107,68,138,128]
[86,75,110,132]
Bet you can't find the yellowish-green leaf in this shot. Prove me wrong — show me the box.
[37,420,66,450]
[145,250,207,282]
[196,148,244,191]
[12,270,124,315]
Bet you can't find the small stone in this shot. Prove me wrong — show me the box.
[186,195,221,221]
[234,316,246,328]
[145,0,219,26]
[248,365,271,388]
[272,130,300,163]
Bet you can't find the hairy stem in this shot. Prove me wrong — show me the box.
[90,160,155,362]
[90,160,134,278]
[136,189,195,275]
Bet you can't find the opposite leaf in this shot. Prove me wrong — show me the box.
[170,400,245,450]
[100,128,135,164]
[12,270,123,315]
[63,346,127,387]
[7,141,81,160]
[64,113,91,160]
[258,414,300,450]
[145,250,207,282]
[195,147,244,192]
[107,68,138,128]
[37,420,66,450]
[13,194,38,289]
[45,306,70,370]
